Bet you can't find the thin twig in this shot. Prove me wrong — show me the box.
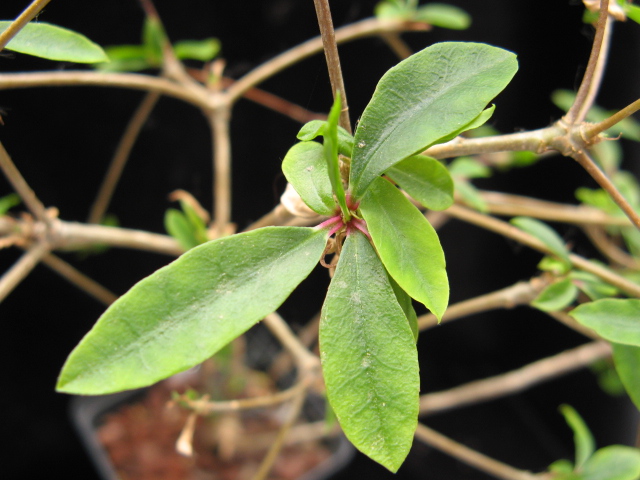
[583,97,640,138]
[252,387,307,480]
[379,32,413,59]
[414,424,545,480]
[39,253,117,305]
[544,310,602,340]
[0,141,49,223]
[565,0,610,124]
[208,105,233,237]
[572,150,640,230]
[584,224,640,269]
[420,341,610,415]
[263,312,320,373]
[313,0,352,132]
[0,242,49,303]
[88,91,161,224]
[445,204,640,298]
[0,0,53,52]
[418,278,546,330]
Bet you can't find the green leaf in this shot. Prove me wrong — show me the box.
[164,209,198,250]
[324,94,350,219]
[559,404,595,470]
[385,155,454,210]
[581,446,640,480]
[510,216,571,265]
[627,4,640,24]
[142,16,166,65]
[57,226,327,394]
[297,120,354,157]
[611,343,640,411]
[350,42,518,198]
[319,232,419,472]
[531,278,578,312]
[173,38,220,62]
[548,459,581,479]
[569,271,619,301]
[180,201,209,245]
[97,45,153,72]
[0,193,20,216]
[282,141,335,216]
[1,21,108,63]
[390,277,419,342]
[432,105,496,146]
[360,177,448,320]
[415,3,471,29]
[448,156,492,179]
[454,179,489,212]
[538,256,572,276]
[570,299,640,346]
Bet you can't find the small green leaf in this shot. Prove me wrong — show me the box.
[320,232,419,472]
[538,256,572,276]
[627,4,640,24]
[57,227,327,394]
[297,120,354,157]
[97,45,152,72]
[559,404,595,470]
[581,446,640,480]
[360,177,448,320]
[569,271,619,301]
[142,16,166,65]
[1,21,108,63]
[531,278,578,312]
[611,343,640,411]
[570,299,640,346]
[180,201,209,246]
[164,209,197,250]
[0,193,20,216]
[385,155,454,210]
[510,216,571,265]
[548,459,580,479]
[282,142,335,216]
[453,179,488,212]
[173,38,220,62]
[324,94,350,219]
[350,42,517,198]
[448,157,492,179]
[415,3,471,29]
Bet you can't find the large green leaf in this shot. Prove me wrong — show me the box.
[1,21,108,63]
[385,155,454,211]
[319,232,419,472]
[349,42,517,198]
[611,343,640,411]
[360,177,448,319]
[570,299,640,346]
[282,141,335,216]
[57,227,327,395]
[581,446,640,480]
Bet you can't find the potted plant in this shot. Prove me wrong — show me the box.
[2,0,640,478]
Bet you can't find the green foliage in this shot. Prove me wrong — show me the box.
[57,227,328,394]
[96,17,219,72]
[323,94,350,220]
[386,155,453,210]
[612,343,640,411]
[531,278,578,312]
[375,1,471,30]
[319,232,419,472]
[0,193,20,216]
[549,405,640,480]
[510,216,571,265]
[0,21,107,63]
[360,177,449,320]
[164,199,209,250]
[570,299,640,346]
[349,42,518,199]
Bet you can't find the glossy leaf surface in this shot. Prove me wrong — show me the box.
[320,232,419,472]
[282,141,334,215]
[570,299,640,346]
[360,178,448,319]
[2,21,108,63]
[385,155,454,211]
[350,42,517,198]
[57,227,327,394]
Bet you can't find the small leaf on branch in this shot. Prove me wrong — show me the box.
[569,299,640,346]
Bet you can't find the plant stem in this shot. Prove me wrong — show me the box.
[420,341,610,415]
[88,91,161,224]
[572,150,640,230]
[414,424,545,480]
[583,224,640,269]
[380,32,413,59]
[0,242,49,303]
[40,253,117,305]
[565,0,610,124]
[418,278,546,330]
[209,105,233,237]
[313,0,351,133]
[0,141,49,223]
[0,0,52,52]
[264,312,320,374]
[583,97,640,138]
[445,204,640,298]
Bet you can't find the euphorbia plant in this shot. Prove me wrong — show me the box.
[56,41,517,470]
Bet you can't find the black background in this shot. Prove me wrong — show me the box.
[1,1,639,479]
